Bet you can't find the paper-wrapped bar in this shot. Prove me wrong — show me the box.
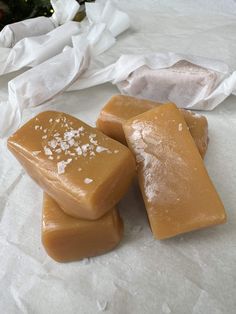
[8,111,135,220]
[97,95,208,158]
[123,103,226,239]
[42,194,123,262]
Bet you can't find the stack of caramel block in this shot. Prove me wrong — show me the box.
[8,111,136,262]
[8,95,226,262]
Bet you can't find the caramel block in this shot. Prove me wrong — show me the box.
[123,103,226,239]
[179,108,208,159]
[96,95,208,158]
[8,111,136,220]
[42,194,123,262]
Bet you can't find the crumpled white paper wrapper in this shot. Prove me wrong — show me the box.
[0,0,130,138]
[68,51,236,111]
[0,0,130,77]
[0,0,80,48]
[0,21,81,75]
[1,1,236,313]
[0,0,80,75]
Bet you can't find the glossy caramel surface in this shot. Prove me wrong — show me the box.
[8,111,136,220]
[42,194,123,262]
[123,103,226,239]
[97,95,208,157]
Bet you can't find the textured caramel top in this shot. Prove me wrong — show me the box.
[9,111,130,185]
[123,103,226,239]
[8,111,136,219]
[97,95,208,157]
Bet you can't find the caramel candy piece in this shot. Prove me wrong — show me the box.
[123,103,226,239]
[42,194,123,262]
[96,95,208,158]
[8,111,135,220]
[180,109,208,159]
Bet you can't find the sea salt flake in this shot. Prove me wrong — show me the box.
[32,151,41,156]
[114,150,119,154]
[84,178,93,184]
[96,300,107,312]
[48,156,54,160]
[89,133,96,138]
[90,138,98,145]
[82,144,90,153]
[55,148,62,154]
[178,123,183,131]
[64,131,75,141]
[49,118,53,123]
[61,142,70,151]
[35,125,40,130]
[54,132,60,137]
[78,168,82,171]
[96,146,108,153]
[43,129,47,133]
[68,139,75,146]
[57,159,72,175]
[48,139,58,149]
[55,119,60,123]
[76,146,82,155]
[42,135,47,139]
[57,161,66,174]
[44,147,52,156]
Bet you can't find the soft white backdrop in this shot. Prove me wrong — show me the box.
[0,1,236,313]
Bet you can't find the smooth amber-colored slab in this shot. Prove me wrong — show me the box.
[8,111,136,220]
[123,103,226,239]
[42,194,123,262]
[96,95,208,158]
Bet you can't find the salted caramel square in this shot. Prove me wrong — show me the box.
[123,103,226,239]
[97,95,208,158]
[8,111,135,220]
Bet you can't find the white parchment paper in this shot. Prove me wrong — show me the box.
[0,0,80,48]
[0,1,236,313]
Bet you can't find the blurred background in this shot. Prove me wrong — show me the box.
[0,0,95,30]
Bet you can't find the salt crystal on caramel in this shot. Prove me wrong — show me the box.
[97,95,208,158]
[8,111,135,220]
[123,103,226,239]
